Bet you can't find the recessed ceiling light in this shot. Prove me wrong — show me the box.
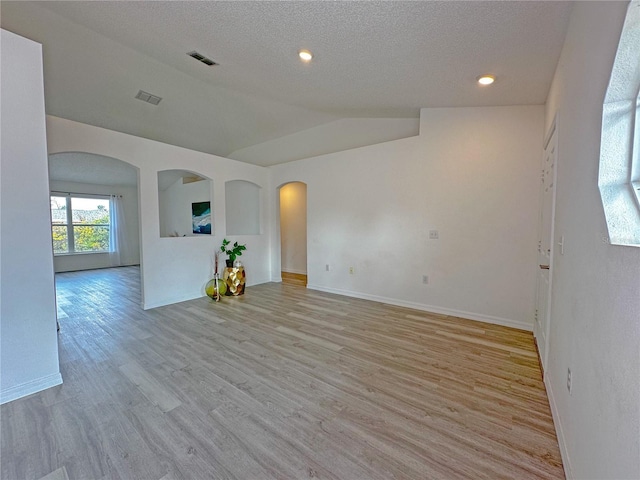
[298,50,313,62]
[477,75,496,86]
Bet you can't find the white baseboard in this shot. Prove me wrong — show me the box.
[247,276,275,287]
[144,292,203,310]
[0,372,63,405]
[306,284,532,331]
[143,277,273,310]
[545,374,572,479]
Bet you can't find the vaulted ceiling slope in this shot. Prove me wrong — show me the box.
[1,1,573,165]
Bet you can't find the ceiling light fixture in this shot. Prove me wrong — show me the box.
[477,75,496,86]
[298,49,313,62]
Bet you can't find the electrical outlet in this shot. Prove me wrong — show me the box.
[326,264,330,271]
[567,368,572,394]
[422,275,429,284]
[349,266,355,275]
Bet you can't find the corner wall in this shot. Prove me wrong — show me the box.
[1,30,62,403]
[270,105,543,330]
[543,2,640,478]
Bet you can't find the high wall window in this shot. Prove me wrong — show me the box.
[598,0,640,247]
[51,194,110,254]
[633,91,640,209]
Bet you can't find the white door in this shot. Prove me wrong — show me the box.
[534,123,558,373]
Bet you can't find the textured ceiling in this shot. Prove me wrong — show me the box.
[2,1,574,164]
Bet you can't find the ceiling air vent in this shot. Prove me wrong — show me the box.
[187,51,218,66]
[135,90,162,105]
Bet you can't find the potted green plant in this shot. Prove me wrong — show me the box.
[220,238,247,268]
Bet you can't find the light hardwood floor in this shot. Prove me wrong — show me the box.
[1,267,564,479]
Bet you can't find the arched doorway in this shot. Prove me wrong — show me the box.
[278,182,307,286]
[48,152,143,328]
[48,152,140,272]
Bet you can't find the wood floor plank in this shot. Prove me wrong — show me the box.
[287,311,346,330]
[296,301,349,316]
[274,325,344,352]
[118,361,182,413]
[0,266,564,479]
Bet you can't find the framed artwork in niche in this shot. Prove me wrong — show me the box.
[192,201,212,234]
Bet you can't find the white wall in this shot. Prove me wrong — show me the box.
[49,180,141,272]
[543,2,640,478]
[159,177,211,237]
[46,116,271,310]
[225,180,261,235]
[0,30,62,404]
[270,106,543,330]
[279,182,307,275]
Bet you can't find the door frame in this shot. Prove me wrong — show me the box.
[276,181,308,283]
[534,117,558,373]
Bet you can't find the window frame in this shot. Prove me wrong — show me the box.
[51,193,111,255]
[598,1,640,247]
[632,91,640,210]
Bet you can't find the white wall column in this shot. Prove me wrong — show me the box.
[1,29,62,404]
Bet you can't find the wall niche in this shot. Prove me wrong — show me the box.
[158,170,212,237]
[225,180,261,235]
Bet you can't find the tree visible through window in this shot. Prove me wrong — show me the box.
[51,195,110,254]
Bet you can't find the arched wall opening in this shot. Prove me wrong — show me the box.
[48,151,141,273]
[158,169,213,238]
[278,181,308,285]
